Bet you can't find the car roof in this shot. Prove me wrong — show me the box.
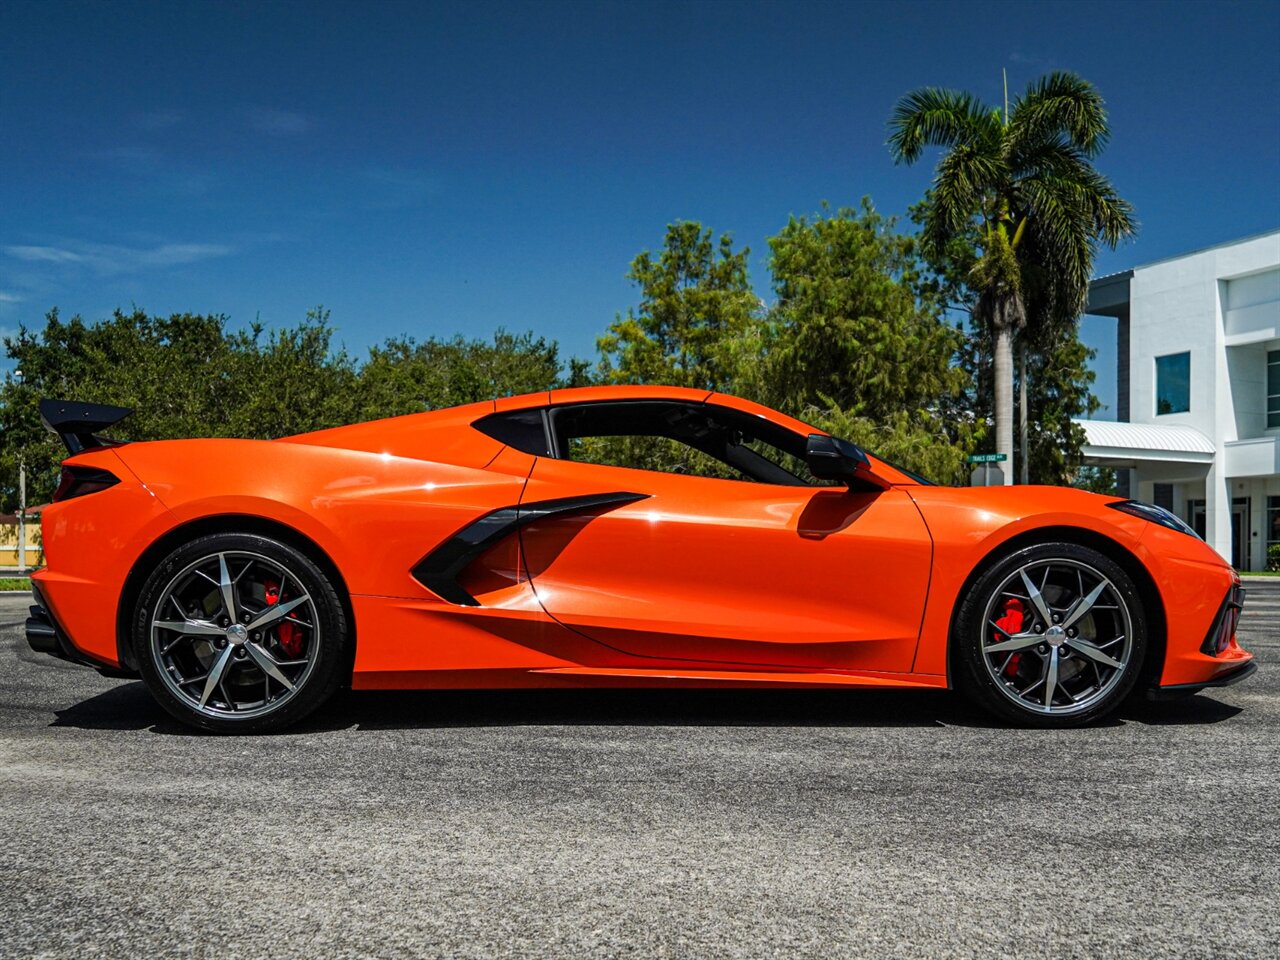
[286,385,925,485]
[548,385,714,406]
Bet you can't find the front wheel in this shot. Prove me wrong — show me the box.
[132,533,348,733]
[953,542,1147,727]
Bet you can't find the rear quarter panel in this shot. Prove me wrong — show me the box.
[114,437,534,599]
[35,447,178,666]
[39,414,538,668]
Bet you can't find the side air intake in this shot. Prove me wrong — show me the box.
[412,492,649,605]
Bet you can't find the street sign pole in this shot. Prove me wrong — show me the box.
[966,452,1008,487]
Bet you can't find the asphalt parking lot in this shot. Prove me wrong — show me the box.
[1,585,1278,960]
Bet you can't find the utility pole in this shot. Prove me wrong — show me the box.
[17,455,25,573]
[14,368,25,573]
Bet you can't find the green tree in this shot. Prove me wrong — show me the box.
[226,308,360,438]
[916,205,1104,486]
[888,71,1136,483]
[354,329,565,420]
[1020,293,1101,483]
[597,222,757,389]
[0,307,357,511]
[1,302,594,514]
[595,204,975,484]
[1072,465,1118,496]
[763,201,973,484]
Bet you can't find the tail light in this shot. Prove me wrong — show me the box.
[53,465,120,502]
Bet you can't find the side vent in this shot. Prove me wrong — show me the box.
[412,492,649,605]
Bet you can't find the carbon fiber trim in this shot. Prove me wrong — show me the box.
[411,491,650,605]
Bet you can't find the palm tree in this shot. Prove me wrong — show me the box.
[888,71,1136,483]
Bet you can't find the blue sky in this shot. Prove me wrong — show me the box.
[2,0,1278,417]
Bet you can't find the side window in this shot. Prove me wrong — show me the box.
[736,432,821,482]
[472,409,552,456]
[550,401,838,486]
[567,433,745,481]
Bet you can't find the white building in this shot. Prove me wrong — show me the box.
[1078,229,1280,570]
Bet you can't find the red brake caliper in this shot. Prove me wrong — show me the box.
[994,598,1025,677]
[263,580,303,657]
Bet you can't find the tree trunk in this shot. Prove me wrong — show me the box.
[994,323,1014,485]
[1019,344,1029,484]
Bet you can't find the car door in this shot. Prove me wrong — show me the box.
[515,400,933,673]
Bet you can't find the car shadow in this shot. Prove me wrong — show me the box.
[50,682,183,733]
[1121,695,1245,726]
[51,680,1243,736]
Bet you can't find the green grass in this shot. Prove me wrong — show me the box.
[0,577,31,591]
[1241,570,1280,577]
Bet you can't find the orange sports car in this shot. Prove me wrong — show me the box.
[26,386,1254,732]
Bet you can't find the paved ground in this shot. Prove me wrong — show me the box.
[1,586,1277,960]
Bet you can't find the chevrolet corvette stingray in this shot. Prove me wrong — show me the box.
[25,387,1255,732]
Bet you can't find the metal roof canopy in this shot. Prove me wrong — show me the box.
[1074,419,1215,464]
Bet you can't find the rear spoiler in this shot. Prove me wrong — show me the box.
[39,398,133,454]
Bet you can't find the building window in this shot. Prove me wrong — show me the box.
[1268,350,1280,428]
[1269,496,1280,570]
[1155,352,1191,415]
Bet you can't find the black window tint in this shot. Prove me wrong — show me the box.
[567,433,744,481]
[1155,352,1190,415]
[472,409,551,456]
[550,400,839,486]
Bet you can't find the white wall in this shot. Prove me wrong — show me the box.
[1128,231,1280,563]
[1224,267,1280,342]
[1226,342,1271,439]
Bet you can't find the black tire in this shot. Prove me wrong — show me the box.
[132,532,348,734]
[953,541,1147,727]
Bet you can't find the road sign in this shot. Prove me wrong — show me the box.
[966,453,1008,464]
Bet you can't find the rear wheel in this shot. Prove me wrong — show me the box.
[954,542,1147,726]
[132,533,348,733]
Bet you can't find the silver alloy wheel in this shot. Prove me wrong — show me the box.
[979,558,1133,716]
[150,550,320,720]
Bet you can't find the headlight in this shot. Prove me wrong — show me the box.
[1106,499,1200,539]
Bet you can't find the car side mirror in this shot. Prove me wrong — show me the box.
[805,433,871,484]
